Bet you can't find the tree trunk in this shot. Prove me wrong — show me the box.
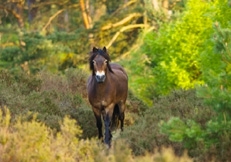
[27,0,37,23]
[162,0,169,16]
[80,0,92,29]
[79,0,94,47]
[152,0,160,12]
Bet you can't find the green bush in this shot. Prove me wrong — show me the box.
[0,31,90,73]
[199,23,231,161]
[121,89,213,158]
[119,33,155,106]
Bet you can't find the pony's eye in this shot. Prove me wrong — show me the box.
[104,60,108,64]
[92,60,96,64]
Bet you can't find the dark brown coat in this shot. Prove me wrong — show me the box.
[87,47,128,146]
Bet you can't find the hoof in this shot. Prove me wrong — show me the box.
[105,143,111,149]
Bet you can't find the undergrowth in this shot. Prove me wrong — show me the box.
[0,107,193,162]
[121,89,215,161]
[0,69,147,140]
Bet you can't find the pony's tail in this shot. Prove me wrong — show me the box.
[111,104,120,130]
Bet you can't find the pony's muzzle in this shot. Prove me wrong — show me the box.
[95,75,106,82]
[95,71,106,83]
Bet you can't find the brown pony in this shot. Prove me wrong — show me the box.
[87,47,128,146]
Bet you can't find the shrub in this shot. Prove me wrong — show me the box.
[0,68,148,140]
[0,107,91,162]
[121,89,214,158]
[0,107,193,162]
[0,69,96,139]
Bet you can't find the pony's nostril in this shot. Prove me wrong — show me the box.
[101,75,105,80]
[95,71,106,82]
[96,75,106,82]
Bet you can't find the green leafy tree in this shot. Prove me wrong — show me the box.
[160,1,231,160]
[143,0,213,95]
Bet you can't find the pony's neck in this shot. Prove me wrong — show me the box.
[104,68,112,83]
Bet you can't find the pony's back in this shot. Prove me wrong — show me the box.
[110,63,128,78]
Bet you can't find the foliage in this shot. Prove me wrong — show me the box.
[199,25,231,116]
[0,0,92,72]
[119,31,154,106]
[0,0,147,73]
[0,31,90,73]
[121,89,213,159]
[199,22,231,161]
[142,0,213,95]
[0,107,95,162]
[92,0,144,59]
[0,0,186,75]
[0,69,97,138]
[0,107,193,162]
[160,1,231,161]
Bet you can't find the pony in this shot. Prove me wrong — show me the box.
[87,47,128,146]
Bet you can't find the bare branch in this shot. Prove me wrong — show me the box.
[42,9,64,32]
[0,5,24,28]
[106,24,149,49]
[111,0,137,16]
[24,1,70,9]
[101,13,142,30]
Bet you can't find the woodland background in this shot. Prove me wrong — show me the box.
[0,0,231,161]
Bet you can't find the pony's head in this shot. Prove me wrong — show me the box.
[89,47,113,83]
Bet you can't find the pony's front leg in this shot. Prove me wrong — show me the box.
[93,108,103,141]
[103,105,114,147]
[104,113,112,147]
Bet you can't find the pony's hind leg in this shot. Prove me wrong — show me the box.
[111,104,120,130]
[119,102,126,132]
[119,111,125,131]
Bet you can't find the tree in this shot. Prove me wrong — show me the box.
[0,0,150,72]
[160,0,231,160]
[142,0,212,95]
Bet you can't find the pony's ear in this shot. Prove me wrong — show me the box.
[93,47,98,53]
[103,46,107,53]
